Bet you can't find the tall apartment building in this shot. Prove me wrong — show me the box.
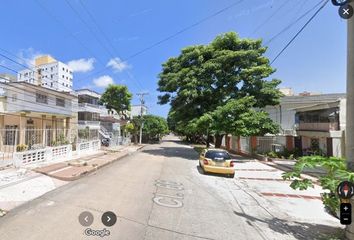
[17,55,73,92]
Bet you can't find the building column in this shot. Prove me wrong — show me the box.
[52,116,57,142]
[19,113,26,145]
[286,136,294,151]
[0,115,4,149]
[65,117,71,142]
[42,115,46,146]
[237,137,241,153]
[250,136,257,153]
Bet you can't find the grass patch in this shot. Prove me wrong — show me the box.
[318,229,345,240]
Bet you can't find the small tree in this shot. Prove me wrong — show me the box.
[100,84,132,118]
[282,156,354,217]
[125,118,141,144]
[142,115,169,142]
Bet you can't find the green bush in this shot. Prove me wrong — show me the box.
[16,144,28,152]
[266,151,279,158]
[282,156,352,217]
[266,148,301,160]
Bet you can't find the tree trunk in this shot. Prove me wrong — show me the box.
[206,131,210,148]
[133,134,138,145]
[214,134,224,148]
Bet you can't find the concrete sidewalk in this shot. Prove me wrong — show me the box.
[0,144,144,214]
[34,144,145,181]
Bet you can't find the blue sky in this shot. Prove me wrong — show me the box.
[0,0,347,117]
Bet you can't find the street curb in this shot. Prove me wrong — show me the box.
[58,145,146,181]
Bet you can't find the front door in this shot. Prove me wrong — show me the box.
[294,136,302,156]
[327,138,333,157]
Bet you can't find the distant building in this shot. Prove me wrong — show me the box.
[18,55,73,92]
[265,93,346,157]
[76,89,124,142]
[130,105,148,118]
[298,91,322,96]
[221,93,347,158]
[0,73,17,83]
[279,87,294,96]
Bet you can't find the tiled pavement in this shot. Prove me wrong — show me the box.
[232,159,324,202]
[0,144,144,212]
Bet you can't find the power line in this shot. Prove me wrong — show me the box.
[78,0,245,81]
[78,0,145,91]
[0,48,76,91]
[270,0,330,65]
[64,0,144,91]
[266,0,326,45]
[290,0,308,22]
[251,0,291,35]
[34,0,107,67]
[0,63,17,73]
[125,0,244,61]
[0,79,80,113]
[0,61,79,100]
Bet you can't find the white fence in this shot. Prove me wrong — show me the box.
[13,144,72,167]
[77,140,101,155]
[12,139,101,168]
[0,127,134,167]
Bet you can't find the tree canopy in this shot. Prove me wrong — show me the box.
[142,115,169,141]
[100,84,132,118]
[157,32,282,146]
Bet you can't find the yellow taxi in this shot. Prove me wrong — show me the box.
[199,149,235,178]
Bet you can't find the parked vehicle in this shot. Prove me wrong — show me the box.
[101,138,110,147]
[199,149,235,178]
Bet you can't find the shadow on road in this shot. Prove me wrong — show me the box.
[233,210,344,240]
[196,166,233,179]
[141,146,199,160]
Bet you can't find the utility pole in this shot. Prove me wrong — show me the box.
[346,2,354,239]
[136,92,148,144]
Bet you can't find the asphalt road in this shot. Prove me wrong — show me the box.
[0,136,342,240]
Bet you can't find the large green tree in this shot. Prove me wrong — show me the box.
[100,84,132,118]
[157,32,282,147]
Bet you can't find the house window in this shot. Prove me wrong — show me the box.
[311,138,320,151]
[4,125,18,145]
[56,98,65,107]
[12,94,17,102]
[36,93,48,104]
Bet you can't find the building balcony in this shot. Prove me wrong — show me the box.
[297,122,339,132]
[78,120,100,129]
[78,103,103,113]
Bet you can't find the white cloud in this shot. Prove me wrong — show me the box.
[106,57,130,72]
[67,58,95,73]
[93,75,114,88]
[17,48,46,67]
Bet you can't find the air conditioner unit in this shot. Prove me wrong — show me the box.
[271,144,284,153]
